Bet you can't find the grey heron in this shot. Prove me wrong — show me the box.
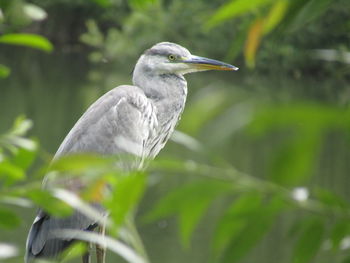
[25,42,238,263]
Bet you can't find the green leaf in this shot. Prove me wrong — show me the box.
[282,0,334,32]
[330,220,350,250]
[128,0,158,9]
[50,154,112,173]
[213,193,262,253]
[61,242,88,262]
[0,33,53,52]
[146,180,232,246]
[0,207,21,228]
[178,88,230,136]
[263,0,289,34]
[314,188,350,209]
[0,160,25,184]
[292,218,324,263]
[106,172,146,227]
[11,116,33,136]
[206,0,274,29]
[270,131,321,186]
[219,195,282,263]
[26,189,73,217]
[91,0,112,7]
[0,64,10,78]
[23,3,47,21]
[10,146,37,170]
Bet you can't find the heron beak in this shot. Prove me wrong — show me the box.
[183,55,239,71]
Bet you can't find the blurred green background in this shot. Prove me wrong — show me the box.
[1,0,350,263]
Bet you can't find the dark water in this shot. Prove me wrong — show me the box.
[1,47,350,263]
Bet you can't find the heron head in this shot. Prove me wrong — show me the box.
[135,42,239,76]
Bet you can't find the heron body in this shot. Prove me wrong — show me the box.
[25,42,238,262]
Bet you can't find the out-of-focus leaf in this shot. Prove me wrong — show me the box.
[213,193,262,253]
[263,0,289,34]
[330,220,350,250]
[91,0,112,7]
[179,88,230,136]
[128,0,158,9]
[0,207,21,228]
[0,64,10,78]
[0,160,25,184]
[219,196,283,263]
[292,218,324,263]
[0,243,18,259]
[55,229,146,263]
[314,188,350,209]
[50,154,111,173]
[26,189,73,217]
[226,18,251,61]
[0,33,53,52]
[61,242,88,263]
[53,189,109,227]
[247,104,349,136]
[282,0,334,32]
[11,116,33,136]
[11,147,37,170]
[205,0,273,29]
[270,131,321,186]
[170,130,202,152]
[106,172,146,227]
[244,18,264,68]
[145,180,232,246]
[80,20,104,47]
[23,3,47,21]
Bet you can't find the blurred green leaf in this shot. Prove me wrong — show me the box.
[11,116,33,136]
[213,193,263,253]
[292,218,324,263]
[270,131,321,186]
[146,180,232,246]
[220,195,283,263]
[206,0,274,29]
[26,189,73,217]
[23,3,47,21]
[263,0,289,34]
[330,220,350,250]
[0,160,25,185]
[50,154,112,173]
[90,0,112,7]
[128,0,158,9]
[0,206,21,228]
[61,242,88,262]
[179,88,230,136]
[0,33,53,52]
[0,64,10,78]
[10,146,37,170]
[80,20,104,48]
[281,0,334,32]
[107,171,146,227]
[314,188,350,209]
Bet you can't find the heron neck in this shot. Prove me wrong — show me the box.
[134,73,188,125]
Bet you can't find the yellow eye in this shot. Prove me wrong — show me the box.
[168,54,176,61]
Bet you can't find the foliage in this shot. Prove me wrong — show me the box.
[1,0,350,263]
[0,0,53,78]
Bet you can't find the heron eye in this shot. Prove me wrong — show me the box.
[168,54,176,61]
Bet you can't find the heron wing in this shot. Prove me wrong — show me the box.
[54,85,157,161]
[26,85,158,260]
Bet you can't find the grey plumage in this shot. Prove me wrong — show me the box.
[25,42,238,262]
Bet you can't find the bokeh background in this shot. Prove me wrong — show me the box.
[1,0,350,263]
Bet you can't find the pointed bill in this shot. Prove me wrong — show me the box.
[183,55,239,71]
